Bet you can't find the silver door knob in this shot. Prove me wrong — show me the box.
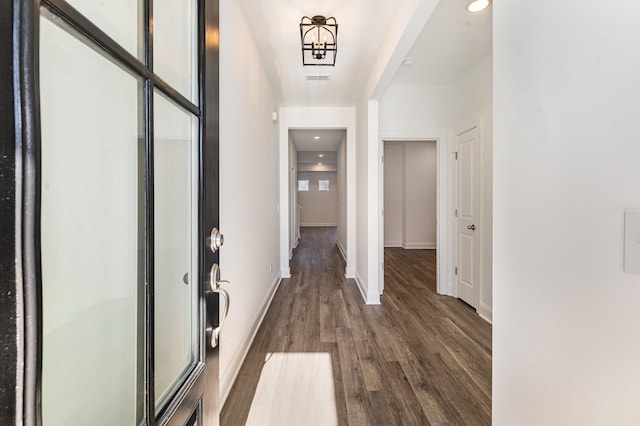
[467,224,476,231]
[209,228,224,253]
[206,263,230,349]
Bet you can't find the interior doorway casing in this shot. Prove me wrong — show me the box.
[378,134,451,297]
[278,107,356,279]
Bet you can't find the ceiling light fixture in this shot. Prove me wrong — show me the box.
[319,154,324,158]
[466,0,491,13]
[300,15,338,66]
[314,135,321,140]
[402,58,416,67]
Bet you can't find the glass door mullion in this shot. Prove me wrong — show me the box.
[41,0,151,81]
[143,77,156,426]
[143,0,155,423]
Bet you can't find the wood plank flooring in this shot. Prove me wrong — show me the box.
[221,227,491,425]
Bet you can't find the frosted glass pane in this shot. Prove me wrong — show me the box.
[67,0,141,58]
[154,0,197,103]
[154,92,197,410]
[40,16,142,426]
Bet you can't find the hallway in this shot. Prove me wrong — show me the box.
[221,227,491,425]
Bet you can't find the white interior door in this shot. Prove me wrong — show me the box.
[456,126,480,308]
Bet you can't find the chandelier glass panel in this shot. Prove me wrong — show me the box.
[300,16,338,66]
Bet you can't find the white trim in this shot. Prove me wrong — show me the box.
[220,275,282,407]
[336,238,347,262]
[336,237,354,278]
[354,272,367,301]
[384,241,403,247]
[479,302,492,324]
[300,223,338,227]
[378,133,450,298]
[368,101,382,297]
[403,242,437,249]
[279,107,357,284]
[355,272,380,305]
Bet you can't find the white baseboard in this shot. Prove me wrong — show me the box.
[354,272,367,303]
[300,223,338,227]
[384,241,403,247]
[336,238,347,262]
[479,302,493,324]
[344,267,355,279]
[403,242,437,249]
[220,275,282,407]
[354,271,380,305]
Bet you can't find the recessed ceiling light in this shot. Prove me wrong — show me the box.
[466,0,491,13]
[314,135,321,140]
[402,58,415,67]
[319,154,324,158]
[318,162,322,166]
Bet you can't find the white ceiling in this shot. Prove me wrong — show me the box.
[238,0,399,107]
[297,151,338,165]
[238,0,492,107]
[260,0,492,164]
[290,128,345,155]
[393,0,492,85]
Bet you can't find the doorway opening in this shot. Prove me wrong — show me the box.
[378,138,444,296]
[383,140,437,250]
[277,108,356,281]
[289,129,346,259]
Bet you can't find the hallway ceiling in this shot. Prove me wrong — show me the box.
[393,0,492,85]
[237,0,492,106]
[238,0,398,107]
[290,129,344,152]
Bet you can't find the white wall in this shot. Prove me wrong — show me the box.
[336,134,348,258]
[219,0,281,405]
[384,141,437,249]
[405,141,437,248]
[353,0,441,302]
[297,171,338,226]
[384,142,404,246]
[379,85,453,295]
[354,98,381,303]
[452,54,493,321]
[494,2,640,424]
[380,85,452,136]
[289,135,298,252]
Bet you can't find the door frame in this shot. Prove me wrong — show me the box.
[378,134,447,297]
[2,0,221,423]
[380,140,438,249]
[278,107,357,280]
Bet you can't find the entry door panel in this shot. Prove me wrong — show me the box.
[34,0,220,424]
[457,126,480,308]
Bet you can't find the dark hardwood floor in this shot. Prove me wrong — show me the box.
[221,227,491,425]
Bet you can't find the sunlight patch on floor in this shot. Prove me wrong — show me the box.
[246,352,338,426]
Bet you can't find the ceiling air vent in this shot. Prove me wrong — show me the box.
[306,75,330,81]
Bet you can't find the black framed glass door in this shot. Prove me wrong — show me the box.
[1,0,221,423]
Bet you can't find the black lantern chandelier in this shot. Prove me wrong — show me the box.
[300,15,338,66]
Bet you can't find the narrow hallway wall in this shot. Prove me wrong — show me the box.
[219,0,280,404]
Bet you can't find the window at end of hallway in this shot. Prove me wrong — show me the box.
[298,180,309,191]
[318,180,330,191]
